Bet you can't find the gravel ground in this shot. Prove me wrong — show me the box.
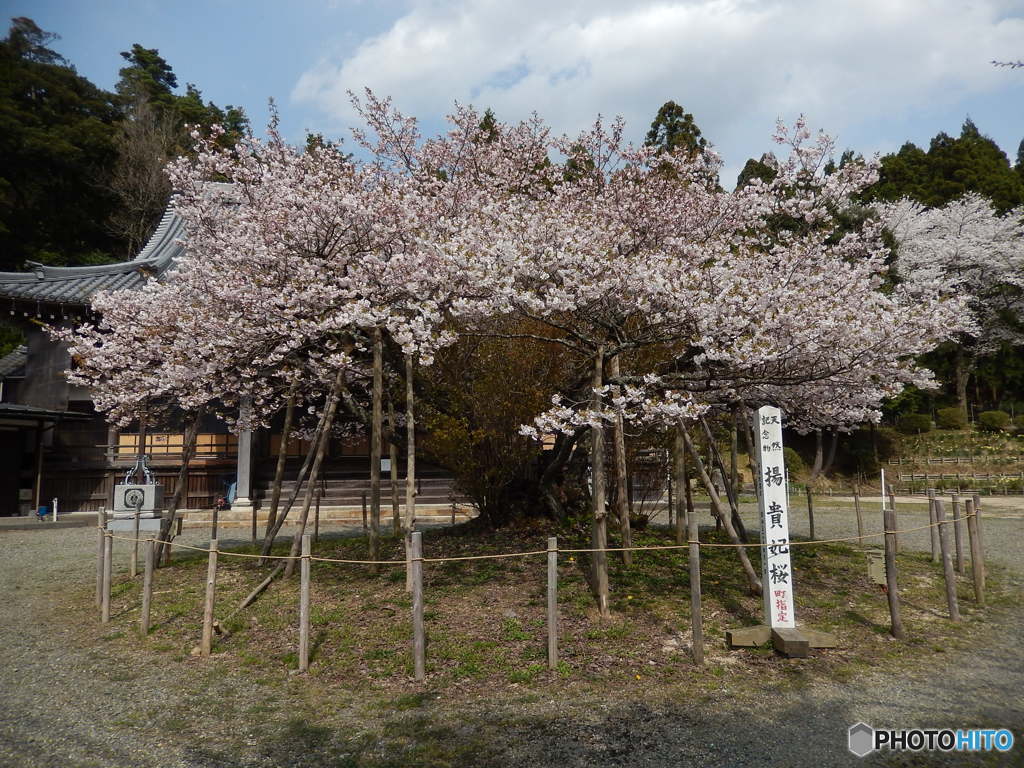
[1,503,1021,768]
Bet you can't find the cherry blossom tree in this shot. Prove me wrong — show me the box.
[880,192,1024,415]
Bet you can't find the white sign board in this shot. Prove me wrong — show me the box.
[380,458,391,473]
[754,406,796,628]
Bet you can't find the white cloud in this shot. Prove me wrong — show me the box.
[292,0,1024,184]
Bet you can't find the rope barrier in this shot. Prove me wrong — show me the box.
[97,512,988,563]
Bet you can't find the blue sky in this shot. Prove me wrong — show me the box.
[8,0,1024,186]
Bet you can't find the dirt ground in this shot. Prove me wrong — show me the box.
[1,498,1022,767]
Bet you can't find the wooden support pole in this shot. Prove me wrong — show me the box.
[96,508,107,608]
[688,494,704,665]
[547,536,558,670]
[805,485,815,540]
[933,500,960,622]
[950,494,964,575]
[140,538,154,636]
[926,489,939,563]
[883,506,904,639]
[314,488,321,544]
[101,530,113,623]
[299,533,311,673]
[130,502,141,578]
[965,499,985,607]
[362,492,367,532]
[888,483,899,553]
[971,493,986,580]
[853,487,864,547]
[201,539,218,657]
[211,508,219,542]
[411,531,425,682]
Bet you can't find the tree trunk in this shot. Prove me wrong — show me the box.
[369,326,383,570]
[679,420,762,595]
[699,416,748,542]
[156,407,204,565]
[609,355,632,565]
[737,405,760,501]
[821,429,839,477]
[260,393,331,560]
[134,411,148,482]
[809,429,824,480]
[673,429,687,545]
[591,347,610,616]
[387,396,401,536]
[730,417,739,493]
[954,346,971,420]
[265,385,297,536]
[284,373,344,578]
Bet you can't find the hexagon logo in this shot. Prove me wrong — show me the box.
[848,722,875,757]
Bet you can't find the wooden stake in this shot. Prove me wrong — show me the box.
[926,489,939,563]
[888,483,899,553]
[933,500,960,622]
[950,494,964,575]
[688,493,704,665]
[299,533,311,672]
[547,536,558,669]
[971,493,986,580]
[883,506,904,639]
[201,538,218,656]
[140,538,154,636]
[96,508,106,608]
[853,487,864,547]
[362,492,367,531]
[805,485,815,540]
[411,531,425,681]
[965,498,985,607]
[404,353,417,593]
[101,531,113,623]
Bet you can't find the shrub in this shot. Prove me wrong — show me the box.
[1014,414,1024,431]
[936,407,967,430]
[896,413,932,434]
[977,410,1011,432]
[782,446,805,478]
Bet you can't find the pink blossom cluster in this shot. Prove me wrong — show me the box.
[60,98,971,437]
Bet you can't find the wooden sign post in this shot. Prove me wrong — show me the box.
[754,406,796,631]
[727,406,836,657]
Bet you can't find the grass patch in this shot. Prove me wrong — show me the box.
[90,521,1017,710]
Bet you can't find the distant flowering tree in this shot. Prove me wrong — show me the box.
[880,192,1024,415]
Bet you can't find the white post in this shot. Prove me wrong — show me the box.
[754,406,795,628]
[52,497,58,523]
[880,468,886,511]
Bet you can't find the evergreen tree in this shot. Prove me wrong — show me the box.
[644,100,707,157]
[0,17,122,270]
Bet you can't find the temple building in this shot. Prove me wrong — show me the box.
[0,208,462,518]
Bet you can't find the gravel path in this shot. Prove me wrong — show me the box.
[1,503,1021,767]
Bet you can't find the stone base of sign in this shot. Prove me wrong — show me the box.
[727,624,837,656]
[725,625,771,648]
[799,626,838,649]
[771,627,809,658]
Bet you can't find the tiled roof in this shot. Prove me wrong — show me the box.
[0,345,27,378]
[0,208,186,306]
